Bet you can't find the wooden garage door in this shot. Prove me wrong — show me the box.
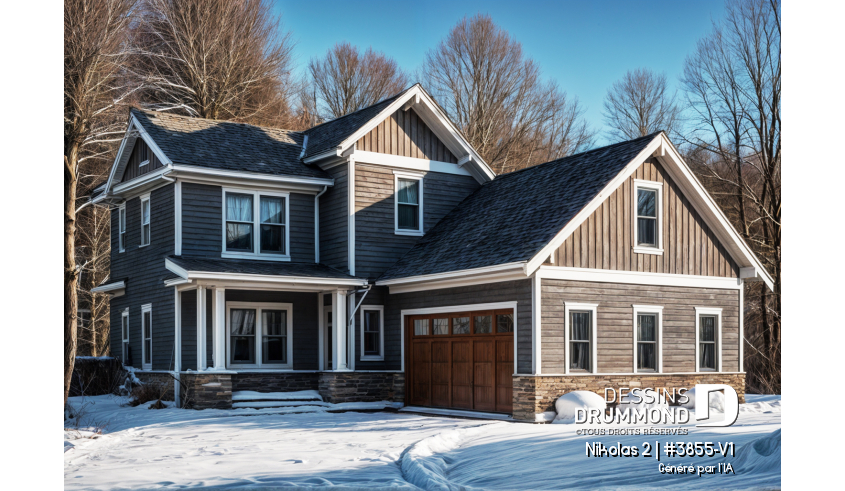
[407,309,514,414]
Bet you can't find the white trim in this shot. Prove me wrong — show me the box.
[221,187,291,262]
[118,203,126,252]
[377,262,525,287]
[632,305,664,373]
[225,301,294,369]
[171,165,333,192]
[354,150,472,177]
[212,288,226,370]
[348,157,356,276]
[91,281,126,294]
[174,289,181,373]
[399,300,519,374]
[515,371,747,377]
[121,308,130,365]
[695,307,723,373]
[360,305,385,361]
[138,159,150,167]
[164,258,368,287]
[633,179,664,255]
[112,166,174,197]
[141,303,153,370]
[104,115,173,195]
[394,171,424,236]
[174,180,182,255]
[538,266,742,290]
[739,287,744,372]
[532,272,542,374]
[563,302,599,374]
[197,286,207,370]
[140,193,151,247]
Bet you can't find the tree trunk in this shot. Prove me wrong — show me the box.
[64,150,79,407]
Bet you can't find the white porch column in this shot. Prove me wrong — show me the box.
[347,293,356,371]
[213,288,226,370]
[331,289,348,370]
[174,288,182,408]
[197,286,206,370]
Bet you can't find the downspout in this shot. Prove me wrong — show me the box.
[315,185,327,263]
[346,285,372,371]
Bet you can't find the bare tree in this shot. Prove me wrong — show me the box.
[77,196,112,357]
[134,0,297,127]
[603,68,681,140]
[681,0,780,393]
[422,14,594,174]
[65,0,137,406]
[308,42,408,119]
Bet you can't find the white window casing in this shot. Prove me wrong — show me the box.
[633,179,663,255]
[632,305,664,373]
[225,302,293,369]
[121,308,130,364]
[695,307,723,372]
[393,170,424,236]
[138,159,150,167]
[563,302,599,374]
[221,187,291,262]
[360,305,385,361]
[139,193,151,247]
[141,304,152,369]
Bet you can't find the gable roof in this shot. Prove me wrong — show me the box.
[129,109,329,180]
[378,133,661,281]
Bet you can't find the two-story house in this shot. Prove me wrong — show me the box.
[92,84,773,421]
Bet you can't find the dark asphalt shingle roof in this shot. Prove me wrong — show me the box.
[378,132,662,281]
[130,109,330,179]
[167,256,363,280]
[303,88,411,158]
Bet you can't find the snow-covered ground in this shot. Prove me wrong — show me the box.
[65,395,780,490]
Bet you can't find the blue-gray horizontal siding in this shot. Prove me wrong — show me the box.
[319,164,348,272]
[109,184,176,370]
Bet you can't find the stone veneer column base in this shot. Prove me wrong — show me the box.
[318,372,405,404]
[180,372,233,410]
[133,372,176,401]
[512,373,746,422]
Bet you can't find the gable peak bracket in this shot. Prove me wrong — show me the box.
[402,94,420,112]
[457,155,472,167]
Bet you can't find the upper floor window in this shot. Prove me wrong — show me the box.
[140,194,151,246]
[222,188,289,261]
[394,171,424,235]
[633,180,663,255]
[118,204,126,252]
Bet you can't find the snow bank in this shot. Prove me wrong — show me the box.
[552,391,606,423]
[728,429,781,474]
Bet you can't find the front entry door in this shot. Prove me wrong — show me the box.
[407,308,515,414]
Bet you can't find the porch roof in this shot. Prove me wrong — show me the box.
[165,256,367,287]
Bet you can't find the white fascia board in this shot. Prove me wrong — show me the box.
[170,164,334,189]
[377,262,528,294]
[376,261,526,286]
[91,281,126,293]
[164,278,192,288]
[353,150,473,177]
[111,166,173,196]
[164,258,368,287]
[538,266,742,290]
[524,135,664,276]
[656,136,774,290]
[303,148,342,164]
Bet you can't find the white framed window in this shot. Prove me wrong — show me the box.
[360,305,385,361]
[226,302,293,368]
[564,302,598,373]
[633,179,663,255]
[632,305,663,373]
[121,308,130,365]
[394,170,424,236]
[222,188,290,261]
[695,307,722,372]
[141,304,152,369]
[140,193,151,247]
[118,203,126,252]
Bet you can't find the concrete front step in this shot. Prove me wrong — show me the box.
[232,390,322,402]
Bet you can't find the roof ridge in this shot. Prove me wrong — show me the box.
[304,85,415,133]
[131,107,303,135]
[490,131,663,182]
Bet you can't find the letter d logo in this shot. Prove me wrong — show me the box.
[694,384,739,427]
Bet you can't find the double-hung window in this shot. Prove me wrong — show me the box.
[565,303,598,373]
[141,304,152,369]
[140,194,151,246]
[360,306,384,361]
[633,180,663,254]
[394,171,423,235]
[118,204,126,252]
[228,302,293,368]
[696,308,722,372]
[632,305,663,373]
[121,309,130,365]
[223,189,289,260]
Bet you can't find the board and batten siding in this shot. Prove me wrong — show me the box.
[319,164,348,273]
[120,139,164,182]
[356,107,458,163]
[355,163,479,280]
[180,182,315,263]
[540,279,740,374]
[553,158,738,277]
[109,184,175,370]
[387,280,533,373]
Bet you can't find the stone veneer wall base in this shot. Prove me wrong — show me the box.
[318,372,405,404]
[512,373,746,422]
[180,372,233,410]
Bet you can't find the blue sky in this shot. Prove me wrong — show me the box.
[274,0,726,143]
